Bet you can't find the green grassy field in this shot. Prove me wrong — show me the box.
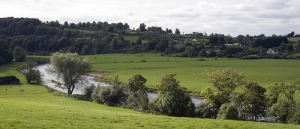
[1,58,300,128]
[83,54,300,92]
[2,85,299,129]
[288,37,300,42]
[123,35,148,44]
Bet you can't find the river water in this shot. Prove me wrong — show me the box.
[36,64,204,105]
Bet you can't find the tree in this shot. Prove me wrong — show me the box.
[175,28,180,35]
[92,82,127,106]
[195,102,218,118]
[0,39,13,65]
[287,31,294,37]
[139,23,146,32]
[236,82,267,121]
[136,38,142,45]
[152,74,195,117]
[267,81,300,123]
[207,68,245,104]
[269,97,296,123]
[127,74,147,92]
[23,59,37,83]
[13,46,26,62]
[217,103,239,120]
[47,52,92,95]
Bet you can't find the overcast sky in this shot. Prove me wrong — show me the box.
[1,0,299,36]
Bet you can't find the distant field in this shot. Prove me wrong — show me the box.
[288,37,300,42]
[83,54,300,92]
[123,35,148,44]
[65,28,95,34]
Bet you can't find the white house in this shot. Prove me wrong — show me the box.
[267,48,279,54]
[192,38,197,42]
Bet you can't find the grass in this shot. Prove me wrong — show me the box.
[84,54,300,92]
[1,85,299,129]
[123,35,148,44]
[288,37,300,42]
[1,59,300,128]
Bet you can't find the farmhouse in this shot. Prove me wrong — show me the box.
[266,48,279,54]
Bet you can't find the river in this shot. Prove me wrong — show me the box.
[36,64,204,105]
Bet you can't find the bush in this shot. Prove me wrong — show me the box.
[217,103,239,120]
[126,90,149,111]
[92,83,127,106]
[82,84,96,101]
[195,102,218,118]
[0,76,20,85]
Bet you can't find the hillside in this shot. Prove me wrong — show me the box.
[1,85,299,129]
[0,62,300,128]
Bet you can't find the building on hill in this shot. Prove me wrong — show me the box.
[267,48,279,54]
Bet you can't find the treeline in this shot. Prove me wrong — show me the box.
[0,17,298,62]
[76,69,300,125]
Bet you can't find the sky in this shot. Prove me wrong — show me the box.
[1,0,300,36]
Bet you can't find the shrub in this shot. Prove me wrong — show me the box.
[126,90,149,111]
[217,103,239,120]
[195,102,218,118]
[92,83,127,106]
[82,84,96,101]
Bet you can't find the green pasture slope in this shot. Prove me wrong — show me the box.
[0,64,299,128]
[85,54,300,92]
[288,37,300,42]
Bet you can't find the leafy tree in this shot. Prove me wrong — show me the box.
[153,74,195,117]
[175,28,180,35]
[136,38,142,45]
[13,46,26,62]
[207,68,245,104]
[127,74,147,92]
[139,23,146,32]
[267,82,300,105]
[0,39,13,65]
[195,102,218,118]
[47,52,92,95]
[288,107,300,124]
[236,82,267,121]
[80,45,89,55]
[63,21,68,28]
[269,97,296,123]
[267,82,300,123]
[287,31,294,37]
[217,103,239,120]
[185,46,196,57]
[92,82,127,106]
[23,59,37,83]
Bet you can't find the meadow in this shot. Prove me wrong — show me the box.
[83,54,300,92]
[288,37,300,42]
[0,68,299,128]
[1,57,300,128]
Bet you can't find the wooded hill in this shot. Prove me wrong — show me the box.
[0,17,299,66]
